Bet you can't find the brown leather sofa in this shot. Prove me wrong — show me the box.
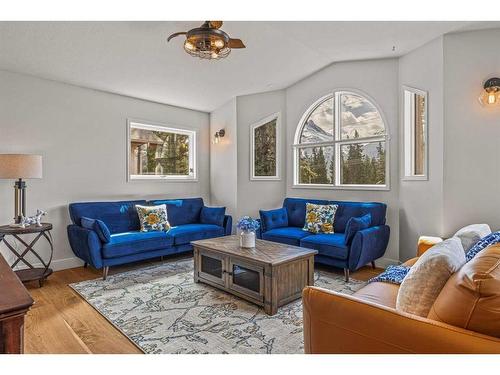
[303,239,500,353]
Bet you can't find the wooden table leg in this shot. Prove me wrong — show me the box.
[0,315,25,354]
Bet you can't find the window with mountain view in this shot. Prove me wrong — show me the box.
[294,91,388,188]
[128,121,196,180]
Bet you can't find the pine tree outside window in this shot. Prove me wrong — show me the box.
[128,120,196,180]
[293,91,389,190]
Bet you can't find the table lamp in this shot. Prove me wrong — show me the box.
[0,154,43,224]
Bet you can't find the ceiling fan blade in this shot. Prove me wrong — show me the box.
[167,32,187,42]
[208,21,223,29]
[228,38,246,48]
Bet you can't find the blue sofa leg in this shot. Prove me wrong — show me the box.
[103,266,109,280]
[83,262,88,268]
[371,261,376,269]
[344,268,350,282]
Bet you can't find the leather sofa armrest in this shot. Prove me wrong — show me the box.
[67,224,103,269]
[223,215,233,236]
[417,236,443,256]
[302,286,500,353]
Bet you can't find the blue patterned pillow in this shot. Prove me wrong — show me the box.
[465,231,500,262]
[369,264,410,285]
[136,204,171,232]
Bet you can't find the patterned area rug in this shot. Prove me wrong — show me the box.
[70,259,366,354]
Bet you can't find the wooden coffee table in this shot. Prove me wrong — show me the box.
[192,235,317,315]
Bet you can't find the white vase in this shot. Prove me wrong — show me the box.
[240,230,256,248]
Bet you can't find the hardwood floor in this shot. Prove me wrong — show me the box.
[23,255,382,354]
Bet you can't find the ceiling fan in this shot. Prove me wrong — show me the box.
[167,21,246,60]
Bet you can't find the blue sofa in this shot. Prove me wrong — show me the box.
[258,198,390,281]
[67,198,232,279]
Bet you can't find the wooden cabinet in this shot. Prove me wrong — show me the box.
[193,236,317,315]
[195,248,265,304]
[0,253,34,354]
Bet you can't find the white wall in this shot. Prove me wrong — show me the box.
[209,98,238,219]
[442,28,500,236]
[236,91,286,218]
[398,37,444,261]
[0,70,210,270]
[285,59,400,266]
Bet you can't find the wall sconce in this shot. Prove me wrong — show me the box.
[213,129,225,144]
[479,77,500,106]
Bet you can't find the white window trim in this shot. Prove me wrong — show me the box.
[292,89,390,191]
[250,112,281,181]
[127,119,197,182]
[402,86,428,181]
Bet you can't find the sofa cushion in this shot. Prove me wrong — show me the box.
[69,200,146,234]
[300,233,348,260]
[453,224,492,252]
[330,201,386,233]
[200,206,226,227]
[136,204,170,232]
[396,237,466,317]
[168,224,224,245]
[344,213,372,245]
[102,231,173,258]
[283,198,330,228]
[81,217,111,243]
[428,244,500,338]
[354,281,399,309]
[149,198,204,226]
[303,203,338,234]
[262,227,310,246]
[259,207,288,232]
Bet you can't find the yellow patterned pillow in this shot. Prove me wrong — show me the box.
[303,203,338,234]
[136,204,171,232]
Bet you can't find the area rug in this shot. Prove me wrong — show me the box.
[69,259,366,354]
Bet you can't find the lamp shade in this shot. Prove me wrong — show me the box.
[0,154,43,179]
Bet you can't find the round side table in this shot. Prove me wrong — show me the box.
[0,223,54,287]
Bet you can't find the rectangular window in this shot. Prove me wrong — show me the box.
[128,121,196,180]
[340,141,386,185]
[403,87,428,180]
[250,113,280,180]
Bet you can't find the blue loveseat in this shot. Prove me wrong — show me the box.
[67,198,232,279]
[258,198,390,281]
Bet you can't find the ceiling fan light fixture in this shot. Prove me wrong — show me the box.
[168,21,245,61]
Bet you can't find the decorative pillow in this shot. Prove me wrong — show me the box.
[368,264,410,285]
[453,224,491,252]
[81,217,111,243]
[396,237,466,317]
[200,206,226,227]
[344,213,371,245]
[136,204,170,232]
[465,231,500,262]
[303,203,338,234]
[259,207,288,232]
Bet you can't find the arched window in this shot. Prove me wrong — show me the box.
[293,90,388,188]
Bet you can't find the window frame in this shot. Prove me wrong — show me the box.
[402,86,428,181]
[292,90,390,191]
[250,112,281,181]
[127,119,197,182]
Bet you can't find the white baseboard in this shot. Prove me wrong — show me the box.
[14,256,84,272]
[375,257,400,269]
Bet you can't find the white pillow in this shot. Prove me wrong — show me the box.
[453,224,491,252]
[396,237,465,317]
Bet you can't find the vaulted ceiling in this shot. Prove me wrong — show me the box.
[0,21,497,112]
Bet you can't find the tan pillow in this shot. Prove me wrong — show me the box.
[428,244,500,337]
[396,237,465,317]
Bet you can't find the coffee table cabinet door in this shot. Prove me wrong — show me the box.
[197,250,227,287]
[228,259,264,302]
